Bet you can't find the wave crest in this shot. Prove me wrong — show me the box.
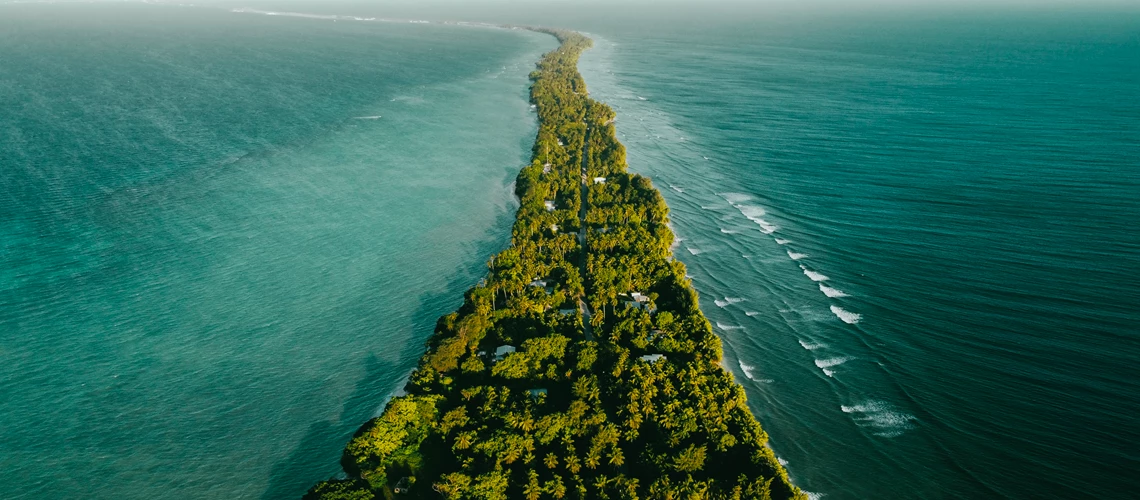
[819,284,848,298]
[840,401,917,438]
[830,305,862,324]
[801,267,829,282]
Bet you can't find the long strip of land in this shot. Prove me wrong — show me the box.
[305,29,805,500]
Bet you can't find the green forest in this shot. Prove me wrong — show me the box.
[305,29,806,500]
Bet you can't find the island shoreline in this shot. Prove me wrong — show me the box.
[304,28,805,500]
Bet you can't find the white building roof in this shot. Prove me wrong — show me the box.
[639,354,666,363]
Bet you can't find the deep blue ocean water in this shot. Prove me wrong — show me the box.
[575,6,1140,498]
[2,2,1138,499]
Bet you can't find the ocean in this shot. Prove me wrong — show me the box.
[0,4,554,498]
[574,5,1140,498]
[2,2,1138,499]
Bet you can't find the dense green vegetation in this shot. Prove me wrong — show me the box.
[305,29,805,500]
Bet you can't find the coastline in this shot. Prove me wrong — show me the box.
[306,29,804,500]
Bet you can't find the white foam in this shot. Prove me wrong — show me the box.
[686,247,703,255]
[830,305,862,324]
[777,456,789,466]
[798,339,827,351]
[353,115,381,120]
[716,322,744,331]
[738,360,756,380]
[815,356,853,377]
[730,204,779,234]
[721,192,753,204]
[637,96,647,100]
[840,401,917,438]
[805,492,826,500]
[745,311,760,317]
[669,185,684,193]
[787,251,808,260]
[736,204,767,219]
[713,296,744,308]
[775,238,791,245]
[756,219,778,234]
[719,228,739,234]
[819,284,849,298]
[815,357,852,369]
[801,267,830,282]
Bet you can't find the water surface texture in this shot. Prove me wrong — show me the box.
[0,4,553,498]
[577,6,1140,499]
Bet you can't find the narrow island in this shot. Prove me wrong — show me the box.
[305,29,805,500]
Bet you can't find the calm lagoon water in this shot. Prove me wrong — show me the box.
[0,4,553,498]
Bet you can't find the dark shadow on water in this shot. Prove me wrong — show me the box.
[259,196,519,500]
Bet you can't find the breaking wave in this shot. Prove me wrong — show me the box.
[714,297,744,308]
[819,284,849,298]
[798,339,827,351]
[738,361,756,380]
[830,305,862,324]
[840,401,918,438]
[814,356,853,377]
[720,192,753,204]
[801,266,829,281]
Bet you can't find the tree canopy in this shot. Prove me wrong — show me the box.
[305,28,805,500]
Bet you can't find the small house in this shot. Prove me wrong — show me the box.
[639,354,666,363]
[544,200,556,212]
[527,388,548,399]
[558,308,577,316]
[621,292,656,314]
[528,278,554,294]
[543,163,552,174]
[494,345,516,362]
[593,177,606,184]
[648,329,664,342]
[551,224,559,233]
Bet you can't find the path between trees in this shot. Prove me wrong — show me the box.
[577,117,595,342]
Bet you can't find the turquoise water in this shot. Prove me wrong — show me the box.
[575,6,1140,499]
[3,3,1139,499]
[0,4,553,498]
